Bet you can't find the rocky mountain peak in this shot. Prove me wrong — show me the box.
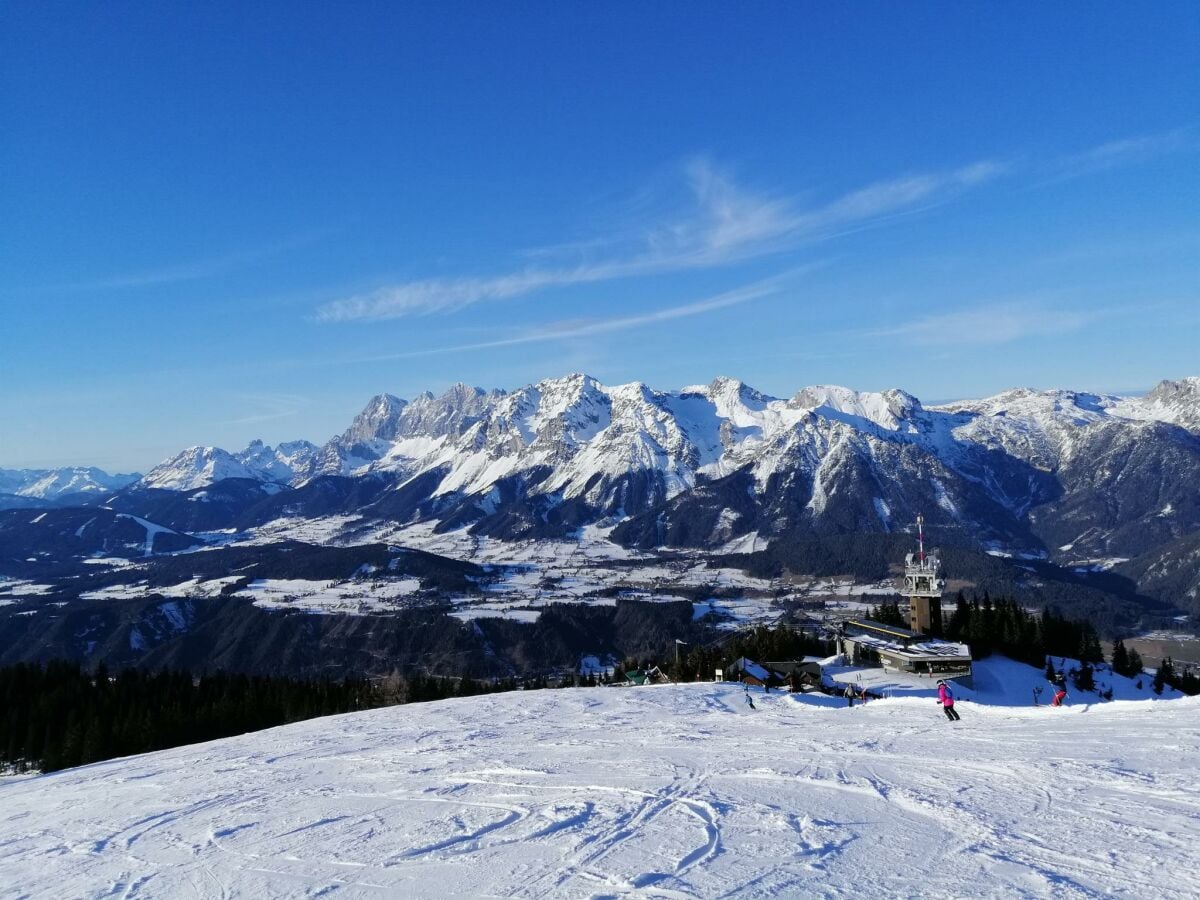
[342,393,407,445]
[788,385,919,431]
[1138,377,1200,433]
[398,383,502,439]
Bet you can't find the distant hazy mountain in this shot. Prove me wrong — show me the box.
[138,440,318,491]
[0,466,139,505]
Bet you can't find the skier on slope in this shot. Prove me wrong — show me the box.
[937,680,961,721]
[1051,687,1068,707]
[844,684,856,708]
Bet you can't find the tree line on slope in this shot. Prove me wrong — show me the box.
[7,600,1196,775]
[869,594,1199,696]
[619,624,834,683]
[941,594,1104,667]
[864,594,1107,667]
[0,661,532,774]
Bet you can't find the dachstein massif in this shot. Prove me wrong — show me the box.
[1,374,1198,676]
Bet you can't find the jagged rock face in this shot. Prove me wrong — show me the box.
[140,447,261,491]
[311,385,506,479]
[1136,377,1200,433]
[311,393,409,478]
[1029,421,1200,559]
[398,384,502,438]
[342,393,408,445]
[1117,532,1200,614]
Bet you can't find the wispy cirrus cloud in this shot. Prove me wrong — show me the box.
[60,230,333,291]
[867,299,1121,346]
[346,273,798,363]
[316,158,1007,323]
[219,393,309,426]
[315,128,1194,325]
[1043,127,1197,182]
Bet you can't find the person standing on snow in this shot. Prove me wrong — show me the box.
[1051,687,1068,707]
[844,683,856,708]
[937,680,961,721]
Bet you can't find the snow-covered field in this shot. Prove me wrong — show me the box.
[201,517,893,625]
[1,660,1196,899]
[236,577,425,615]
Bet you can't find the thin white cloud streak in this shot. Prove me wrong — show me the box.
[318,128,1198,324]
[1043,127,1197,182]
[316,159,1007,323]
[60,230,333,291]
[219,393,308,426]
[866,301,1128,346]
[348,276,793,363]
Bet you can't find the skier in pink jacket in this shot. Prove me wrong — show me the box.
[937,680,961,721]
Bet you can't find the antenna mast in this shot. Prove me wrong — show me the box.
[902,513,942,635]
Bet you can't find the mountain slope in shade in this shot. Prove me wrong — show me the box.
[0,506,201,560]
[0,666,1195,898]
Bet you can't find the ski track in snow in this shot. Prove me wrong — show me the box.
[1,683,1198,899]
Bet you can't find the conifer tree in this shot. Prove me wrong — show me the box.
[1111,640,1129,675]
[1074,661,1095,692]
[1127,648,1143,676]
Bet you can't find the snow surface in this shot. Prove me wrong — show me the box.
[236,577,424,615]
[115,514,181,556]
[226,517,894,625]
[825,654,1184,704]
[1,660,1197,899]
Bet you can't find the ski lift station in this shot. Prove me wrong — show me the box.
[838,515,973,678]
[838,619,973,677]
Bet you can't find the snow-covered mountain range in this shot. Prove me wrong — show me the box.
[8,374,1200,563]
[4,374,1199,618]
[139,439,318,491]
[119,373,1199,556]
[0,466,139,503]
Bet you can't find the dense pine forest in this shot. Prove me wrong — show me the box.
[0,662,538,774]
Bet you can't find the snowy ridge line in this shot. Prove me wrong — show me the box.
[125,373,1199,496]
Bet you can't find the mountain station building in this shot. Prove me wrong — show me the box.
[839,619,973,677]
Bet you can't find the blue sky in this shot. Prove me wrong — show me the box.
[2,3,1198,471]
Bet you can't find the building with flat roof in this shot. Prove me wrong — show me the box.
[839,618,972,677]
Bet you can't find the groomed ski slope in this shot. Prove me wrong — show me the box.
[1,666,1197,899]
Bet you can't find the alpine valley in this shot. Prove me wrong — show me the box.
[2,374,1198,678]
